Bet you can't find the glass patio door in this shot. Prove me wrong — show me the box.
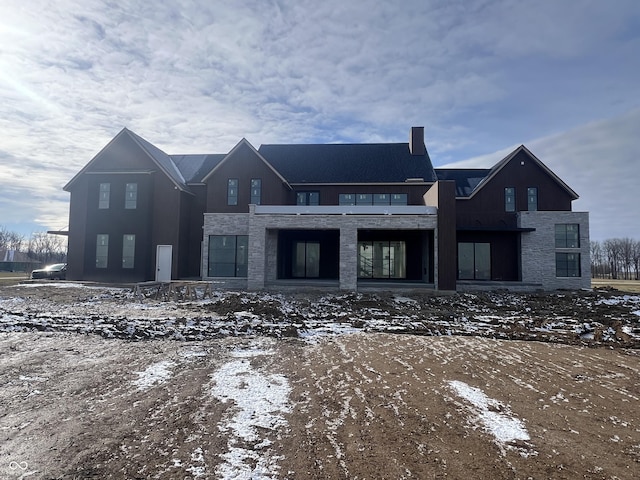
[293,241,320,278]
[458,242,490,280]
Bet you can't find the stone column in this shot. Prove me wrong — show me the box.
[339,224,358,290]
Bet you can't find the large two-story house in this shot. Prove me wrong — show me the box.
[63,127,590,291]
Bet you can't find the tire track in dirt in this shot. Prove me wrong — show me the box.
[276,333,640,479]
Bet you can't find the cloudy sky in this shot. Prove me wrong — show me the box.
[0,0,638,242]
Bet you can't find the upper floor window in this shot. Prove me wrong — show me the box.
[527,187,538,211]
[96,234,109,268]
[373,194,389,205]
[338,194,355,206]
[356,193,372,205]
[504,187,515,212]
[296,191,320,205]
[250,179,261,205]
[99,183,110,209]
[340,193,408,206]
[125,183,137,209]
[122,234,136,269]
[390,193,408,205]
[227,179,238,206]
[555,224,580,248]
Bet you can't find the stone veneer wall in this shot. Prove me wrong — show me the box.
[518,211,590,290]
[203,209,438,291]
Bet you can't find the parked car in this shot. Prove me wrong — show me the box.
[30,263,67,280]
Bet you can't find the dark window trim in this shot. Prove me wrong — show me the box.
[96,234,109,268]
[527,187,538,211]
[555,224,580,248]
[296,191,320,205]
[125,183,137,209]
[505,187,515,212]
[208,235,248,277]
[122,234,135,269]
[227,179,238,206]
[98,183,110,209]
[250,178,262,205]
[556,252,581,277]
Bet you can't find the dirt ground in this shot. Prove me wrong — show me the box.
[1,284,639,479]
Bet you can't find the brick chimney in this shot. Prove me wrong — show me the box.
[409,126,426,156]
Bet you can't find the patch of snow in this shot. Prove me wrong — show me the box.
[132,360,176,391]
[393,296,418,306]
[210,347,291,479]
[448,380,532,453]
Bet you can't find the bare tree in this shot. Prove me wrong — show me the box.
[590,240,604,278]
[27,232,67,264]
[603,239,622,279]
[620,238,635,280]
[0,226,8,251]
[633,239,640,281]
[7,231,24,252]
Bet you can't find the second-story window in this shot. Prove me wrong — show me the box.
[296,192,319,205]
[125,183,137,209]
[390,194,408,205]
[99,183,110,209]
[505,187,515,212]
[250,179,261,205]
[527,187,538,211]
[227,179,238,206]
[338,194,355,206]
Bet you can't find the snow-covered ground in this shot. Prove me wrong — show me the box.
[1,283,639,478]
[1,283,639,347]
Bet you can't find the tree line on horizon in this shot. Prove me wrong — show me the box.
[591,238,640,280]
[0,225,67,265]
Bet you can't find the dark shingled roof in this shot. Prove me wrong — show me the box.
[172,154,226,183]
[258,143,438,183]
[435,168,492,197]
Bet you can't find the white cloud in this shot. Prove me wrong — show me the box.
[0,0,638,239]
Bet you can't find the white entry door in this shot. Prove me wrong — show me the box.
[156,245,172,282]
